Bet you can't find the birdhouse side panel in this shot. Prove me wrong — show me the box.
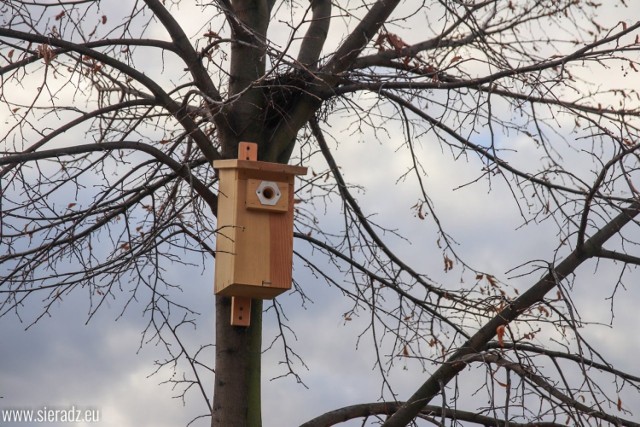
[268,185,295,292]
[214,169,243,295]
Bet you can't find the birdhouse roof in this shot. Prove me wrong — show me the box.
[213,159,308,176]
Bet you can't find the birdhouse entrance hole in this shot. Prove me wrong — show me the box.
[256,181,281,206]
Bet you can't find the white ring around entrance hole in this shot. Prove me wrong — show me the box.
[256,181,282,206]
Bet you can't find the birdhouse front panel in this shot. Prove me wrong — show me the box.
[213,159,306,299]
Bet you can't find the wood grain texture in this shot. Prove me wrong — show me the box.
[230,296,252,327]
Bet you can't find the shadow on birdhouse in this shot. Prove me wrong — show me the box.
[213,142,307,326]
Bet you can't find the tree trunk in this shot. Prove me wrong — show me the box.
[212,297,263,427]
[211,2,399,425]
[213,3,270,424]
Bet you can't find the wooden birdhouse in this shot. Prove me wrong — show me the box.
[213,142,306,324]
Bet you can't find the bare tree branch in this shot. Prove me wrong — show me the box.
[0,141,217,213]
[297,0,331,68]
[382,201,640,427]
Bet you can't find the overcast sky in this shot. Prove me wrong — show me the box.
[1,2,640,427]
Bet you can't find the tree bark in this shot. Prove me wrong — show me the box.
[297,0,331,68]
[212,297,263,427]
[221,0,270,157]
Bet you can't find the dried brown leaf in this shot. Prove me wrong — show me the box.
[496,325,506,347]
